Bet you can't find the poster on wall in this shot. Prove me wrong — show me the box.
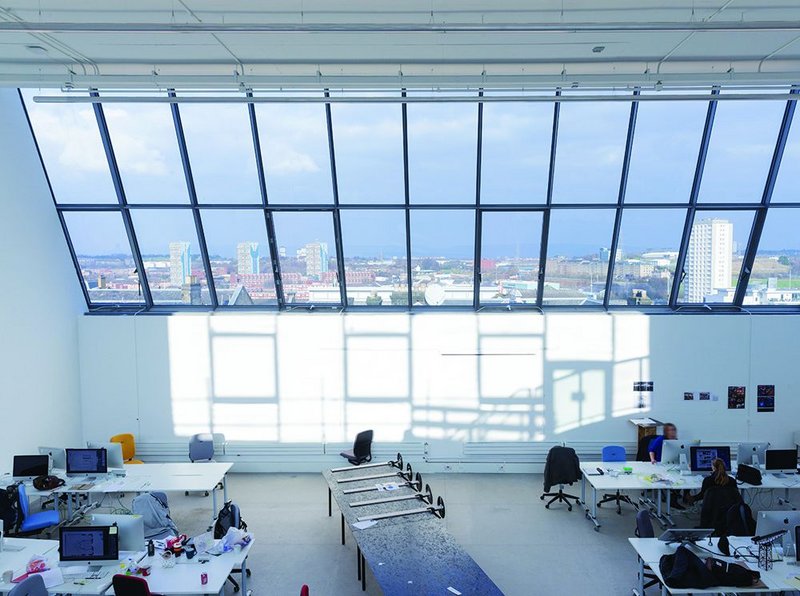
[699,392,711,401]
[727,386,746,410]
[684,392,694,401]
[757,385,775,413]
[634,381,654,392]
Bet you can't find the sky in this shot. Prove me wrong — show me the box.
[20,88,800,260]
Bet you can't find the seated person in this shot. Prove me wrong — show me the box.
[690,458,741,535]
[648,422,677,464]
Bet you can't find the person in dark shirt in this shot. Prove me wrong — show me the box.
[689,457,739,504]
[648,422,678,463]
[689,458,741,534]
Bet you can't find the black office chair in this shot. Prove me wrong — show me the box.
[540,445,581,511]
[340,430,373,465]
[633,510,661,595]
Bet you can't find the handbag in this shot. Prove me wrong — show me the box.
[32,475,65,491]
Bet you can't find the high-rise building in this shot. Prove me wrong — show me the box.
[685,218,733,302]
[237,242,260,275]
[305,241,329,278]
[169,241,191,286]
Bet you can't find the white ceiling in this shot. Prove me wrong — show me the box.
[2,1,800,89]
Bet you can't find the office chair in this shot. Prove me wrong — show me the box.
[112,574,154,595]
[340,430,373,465]
[16,484,60,534]
[541,445,581,511]
[597,445,638,514]
[111,433,144,464]
[633,510,661,595]
[301,585,310,596]
[187,433,216,496]
[7,573,47,596]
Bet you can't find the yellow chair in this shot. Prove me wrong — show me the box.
[110,433,144,464]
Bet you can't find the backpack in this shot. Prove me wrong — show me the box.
[0,484,21,535]
[214,501,247,539]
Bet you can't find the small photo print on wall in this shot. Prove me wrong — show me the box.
[727,386,746,410]
[699,392,711,401]
[684,392,694,401]
[757,384,775,413]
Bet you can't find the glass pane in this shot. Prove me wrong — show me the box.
[408,101,478,204]
[272,212,340,304]
[410,210,475,305]
[103,94,190,204]
[480,211,543,304]
[698,98,785,203]
[331,97,404,204]
[130,209,211,305]
[21,89,117,204]
[626,98,707,203]
[200,210,276,305]
[178,99,261,204]
[542,209,616,305]
[255,98,333,204]
[340,210,408,305]
[609,209,686,305]
[552,96,632,203]
[62,211,143,304]
[679,210,755,303]
[771,111,800,203]
[745,208,800,305]
[480,100,552,204]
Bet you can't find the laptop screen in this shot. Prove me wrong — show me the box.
[690,446,731,472]
[59,526,119,562]
[13,455,49,477]
[66,448,108,475]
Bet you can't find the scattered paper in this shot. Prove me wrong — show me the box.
[447,588,462,595]
[352,520,377,530]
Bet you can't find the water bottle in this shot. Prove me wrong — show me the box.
[147,540,155,557]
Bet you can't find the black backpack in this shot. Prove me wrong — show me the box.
[0,484,21,535]
[213,501,247,539]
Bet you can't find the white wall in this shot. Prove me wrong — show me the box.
[0,89,85,468]
[77,312,800,469]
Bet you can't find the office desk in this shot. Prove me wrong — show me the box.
[629,536,800,595]
[0,538,58,594]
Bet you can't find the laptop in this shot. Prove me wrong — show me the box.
[91,514,145,552]
[12,455,49,480]
[65,448,108,477]
[58,525,120,569]
[38,447,67,471]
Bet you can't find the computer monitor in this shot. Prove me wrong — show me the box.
[58,526,119,565]
[765,449,798,474]
[38,447,66,471]
[86,442,124,470]
[737,442,770,467]
[91,514,145,552]
[12,455,49,479]
[756,511,800,548]
[65,448,107,476]
[661,440,700,466]
[690,446,731,472]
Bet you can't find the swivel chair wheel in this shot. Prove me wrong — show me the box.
[545,503,550,509]
[233,586,240,593]
[205,491,209,497]
[597,503,602,508]
[540,495,545,501]
[245,569,252,577]
[567,505,572,511]
[185,491,189,496]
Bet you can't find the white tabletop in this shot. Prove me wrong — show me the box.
[581,461,705,491]
[0,538,58,593]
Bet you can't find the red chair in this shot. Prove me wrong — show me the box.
[300,586,310,596]
[112,575,152,596]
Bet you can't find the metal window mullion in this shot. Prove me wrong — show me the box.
[324,91,347,309]
[402,91,413,309]
[536,89,561,307]
[473,91,484,309]
[604,90,639,308]
[669,87,720,307]
[168,90,218,308]
[91,90,153,309]
[733,89,799,305]
[247,93,285,308]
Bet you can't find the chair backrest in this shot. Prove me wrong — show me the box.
[110,433,137,462]
[636,435,655,462]
[725,502,756,536]
[300,586,310,596]
[189,433,215,462]
[112,574,152,596]
[16,483,30,520]
[353,430,374,460]
[602,445,626,462]
[7,573,47,596]
[636,509,655,538]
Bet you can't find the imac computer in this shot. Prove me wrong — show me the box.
[765,449,798,475]
[91,514,145,552]
[12,455,49,480]
[86,442,125,470]
[58,526,120,569]
[737,442,770,468]
[65,448,108,477]
[661,440,700,471]
[38,447,66,471]
[690,446,732,473]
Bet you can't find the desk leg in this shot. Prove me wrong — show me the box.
[328,487,332,517]
[211,488,218,529]
[583,484,601,531]
[223,474,229,502]
[361,551,366,592]
[357,545,362,581]
[241,555,249,596]
[341,513,346,546]
[67,493,73,519]
[663,491,675,527]
[633,555,644,596]
[779,487,795,509]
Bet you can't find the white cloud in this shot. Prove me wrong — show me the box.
[30,106,108,173]
[103,107,170,175]
[265,145,320,174]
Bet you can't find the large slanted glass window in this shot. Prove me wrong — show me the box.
[22,90,117,204]
[330,95,404,204]
[102,93,190,204]
[625,96,708,203]
[744,208,800,305]
[199,210,276,305]
[410,210,475,305]
[272,211,340,304]
[62,211,144,304]
[677,210,755,304]
[551,95,632,203]
[480,211,543,305]
[770,106,800,203]
[480,97,552,204]
[407,99,478,204]
[542,209,616,305]
[255,96,333,204]
[698,96,786,203]
[178,97,261,204]
[129,209,211,305]
[340,210,408,306]
[609,209,686,305]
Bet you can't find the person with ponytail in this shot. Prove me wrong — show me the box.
[691,458,741,534]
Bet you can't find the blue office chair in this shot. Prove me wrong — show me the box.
[17,484,60,534]
[597,445,638,515]
[7,573,48,596]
